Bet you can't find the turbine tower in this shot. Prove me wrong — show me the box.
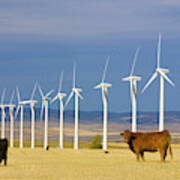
[94,57,112,151]
[51,71,67,149]
[0,89,7,138]
[15,87,27,148]
[142,33,175,131]
[122,48,141,132]
[38,84,54,150]
[15,86,38,148]
[7,90,16,148]
[65,64,83,150]
[28,83,38,149]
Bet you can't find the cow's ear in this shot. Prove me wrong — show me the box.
[120,133,124,136]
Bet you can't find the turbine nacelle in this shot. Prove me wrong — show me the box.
[51,92,67,103]
[94,82,112,89]
[42,97,51,102]
[73,88,83,93]
[7,104,16,108]
[58,92,67,98]
[0,104,14,108]
[156,68,169,74]
[19,100,38,105]
[122,76,142,82]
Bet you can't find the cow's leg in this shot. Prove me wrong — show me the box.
[4,154,7,166]
[163,147,168,161]
[135,151,140,161]
[164,150,167,161]
[4,157,7,166]
[140,151,145,161]
[160,149,165,162]
[0,159,2,164]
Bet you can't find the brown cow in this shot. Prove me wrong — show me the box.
[120,130,173,162]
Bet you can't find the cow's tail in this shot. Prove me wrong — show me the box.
[169,145,173,159]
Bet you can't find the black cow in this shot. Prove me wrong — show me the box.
[0,138,8,165]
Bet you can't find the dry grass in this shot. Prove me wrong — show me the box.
[1,144,180,180]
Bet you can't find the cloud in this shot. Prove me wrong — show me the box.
[157,0,180,5]
[0,0,180,40]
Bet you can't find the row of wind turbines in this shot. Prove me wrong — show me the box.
[123,33,174,133]
[0,33,174,151]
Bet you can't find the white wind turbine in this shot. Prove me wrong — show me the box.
[7,90,16,148]
[15,85,38,148]
[27,83,38,149]
[142,33,175,131]
[65,64,83,150]
[51,71,67,149]
[15,87,27,148]
[122,48,141,132]
[94,57,112,151]
[0,89,7,138]
[38,84,54,150]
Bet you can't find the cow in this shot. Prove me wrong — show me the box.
[0,138,8,166]
[120,130,173,162]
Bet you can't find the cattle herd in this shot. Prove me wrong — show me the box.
[0,129,174,166]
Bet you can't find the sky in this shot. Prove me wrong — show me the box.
[0,0,180,113]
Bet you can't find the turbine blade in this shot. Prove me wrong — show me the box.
[15,105,20,119]
[9,90,15,104]
[130,48,140,76]
[58,70,64,92]
[31,82,37,100]
[16,87,21,102]
[159,70,175,87]
[30,103,35,113]
[141,72,158,93]
[102,56,110,82]
[38,84,44,98]
[104,88,108,102]
[94,83,102,89]
[157,32,161,69]
[73,64,76,88]
[101,88,104,101]
[130,80,133,102]
[133,81,137,101]
[51,95,58,103]
[1,88,6,104]
[64,91,74,108]
[2,109,6,119]
[46,89,54,97]
[40,102,45,121]
[76,91,84,100]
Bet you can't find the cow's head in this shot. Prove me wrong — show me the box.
[120,130,132,143]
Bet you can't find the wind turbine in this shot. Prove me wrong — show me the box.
[65,64,83,150]
[28,83,38,149]
[122,48,141,132]
[15,87,26,148]
[7,90,16,148]
[38,84,54,150]
[0,89,7,138]
[15,86,38,148]
[94,57,112,151]
[51,71,67,149]
[142,33,175,131]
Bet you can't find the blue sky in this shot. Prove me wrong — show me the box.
[0,0,180,112]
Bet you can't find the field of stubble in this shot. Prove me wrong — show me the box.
[1,144,180,180]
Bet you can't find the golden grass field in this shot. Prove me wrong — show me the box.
[0,144,180,180]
